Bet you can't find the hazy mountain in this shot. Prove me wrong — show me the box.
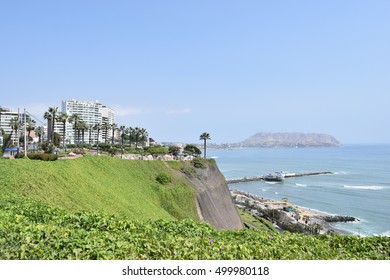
[241,132,341,147]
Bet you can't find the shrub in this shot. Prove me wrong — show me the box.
[192,157,207,169]
[156,173,172,185]
[144,146,169,156]
[27,153,58,161]
[15,152,25,159]
[181,166,197,178]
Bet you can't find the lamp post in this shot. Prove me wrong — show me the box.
[24,109,27,157]
[0,106,2,132]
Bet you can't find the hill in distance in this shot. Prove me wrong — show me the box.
[240,132,341,147]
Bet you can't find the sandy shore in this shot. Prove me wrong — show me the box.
[232,189,352,235]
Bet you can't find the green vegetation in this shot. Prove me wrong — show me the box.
[191,157,207,169]
[237,208,278,233]
[1,196,389,260]
[156,172,172,185]
[1,156,389,260]
[183,144,201,157]
[27,153,58,161]
[199,132,211,159]
[0,156,198,221]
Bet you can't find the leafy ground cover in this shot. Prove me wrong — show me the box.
[1,196,389,260]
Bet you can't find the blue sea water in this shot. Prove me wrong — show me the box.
[208,145,390,236]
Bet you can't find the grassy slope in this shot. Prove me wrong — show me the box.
[1,157,389,260]
[0,157,198,221]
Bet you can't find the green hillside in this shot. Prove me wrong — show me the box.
[0,156,198,221]
[1,156,389,260]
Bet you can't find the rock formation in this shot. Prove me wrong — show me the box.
[181,160,244,230]
[241,132,341,147]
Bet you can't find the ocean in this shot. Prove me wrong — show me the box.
[208,145,390,236]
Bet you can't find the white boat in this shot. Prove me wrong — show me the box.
[264,172,285,182]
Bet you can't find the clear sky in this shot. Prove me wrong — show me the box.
[1,0,389,144]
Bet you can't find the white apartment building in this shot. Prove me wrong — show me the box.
[62,100,115,144]
[0,107,33,145]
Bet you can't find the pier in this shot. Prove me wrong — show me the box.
[226,171,334,184]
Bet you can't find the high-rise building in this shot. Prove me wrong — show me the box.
[0,107,33,146]
[61,100,115,144]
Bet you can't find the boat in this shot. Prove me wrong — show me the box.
[264,172,285,182]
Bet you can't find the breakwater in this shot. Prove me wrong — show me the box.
[226,171,334,184]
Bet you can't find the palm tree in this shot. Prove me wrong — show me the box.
[119,125,126,146]
[43,107,58,143]
[43,111,53,142]
[120,125,126,157]
[139,128,148,147]
[57,112,68,148]
[133,127,141,148]
[102,122,110,143]
[88,124,94,145]
[94,123,102,144]
[199,132,211,159]
[77,121,88,144]
[128,127,134,147]
[111,123,117,145]
[69,114,80,144]
[35,126,44,144]
[26,120,36,140]
[9,117,20,145]
[48,107,58,143]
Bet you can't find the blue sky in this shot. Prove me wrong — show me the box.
[1,0,389,144]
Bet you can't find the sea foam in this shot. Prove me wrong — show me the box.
[343,185,385,190]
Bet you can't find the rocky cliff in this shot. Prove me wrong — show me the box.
[241,132,341,147]
[180,160,243,230]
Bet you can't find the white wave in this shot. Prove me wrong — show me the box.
[335,171,347,175]
[344,185,385,190]
[274,192,279,195]
[295,183,307,187]
[378,231,390,237]
[265,181,279,185]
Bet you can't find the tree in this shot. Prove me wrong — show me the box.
[128,127,134,147]
[77,121,88,144]
[26,120,36,140]
[69,114,80,144]
[9,117,20,145]
[35,126,44,144]
[183,144,201,157]
[168,145,180,156]
[1,132,13,153]
[133,127,141,148]
[199,132,211,159]
[48,107,58,143]
[139,128,148,147]
[57,112,68,148]
[53,132,61,147]
[93,123,102,154]
[111,123,117,145]
[102,122,110,143]
[43,111,53,142]
[88,124,94,144]
[119,125,126,156]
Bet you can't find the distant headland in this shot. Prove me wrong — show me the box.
[241,132,341,147]
[207,132,341,149]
